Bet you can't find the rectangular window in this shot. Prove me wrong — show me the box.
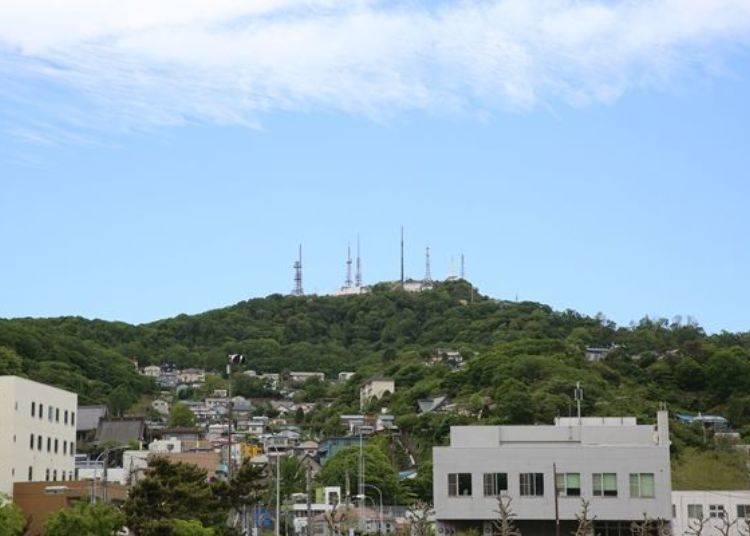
[483,473,508,496]
[54,439,58,454]
[520,473,544,496]
[37,435,42,450]
[448,473,473,497]
[55,408,60,422]
[47,437,51,452]
[48,406,53,421]
[31,401,36,417]
[45,468,50,481]
[738,505,750,519]
[29,433,34,450]
[709,505,725,519]
[688,505,704,519]
[71,412,75,426]
[593,473,618,497]
[64,410,68,424]
[629,473,655,498]
[39,404,43,419]
[28,466,33,481]
[556,473,581,497]
[63,441,67,455]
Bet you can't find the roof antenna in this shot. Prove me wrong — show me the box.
[460,253,465,279]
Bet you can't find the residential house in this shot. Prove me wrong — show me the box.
[177,368,206,385]
[417,395,451,414]
[676,413,730,433]
[433,412,672,536]
[376,413,396,432]
[318,436,366,465]
[429,349,464,369]
[0,376,78,495]
[76,405,108,443]
[95,418,147,447]
[584,346,615,362]
[260,373,281,390]
[151,399,170,416]
[141,365,161,377]
[289,372,325,385]
[360,378,395,410]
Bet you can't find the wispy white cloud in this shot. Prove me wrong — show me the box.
[1,0,749,143]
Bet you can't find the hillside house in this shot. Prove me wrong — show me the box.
[360,378,395,410]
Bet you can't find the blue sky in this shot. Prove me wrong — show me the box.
[1,1,750,332]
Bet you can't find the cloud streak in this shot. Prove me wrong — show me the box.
[1,0,750,141]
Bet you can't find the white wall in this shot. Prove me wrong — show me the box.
[0,376,78,495]
[673,491,750,536]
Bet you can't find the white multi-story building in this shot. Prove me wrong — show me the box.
[672,490,750,536]
[289,371,325,384]
[433,412,672,536]
[0,376,78,495]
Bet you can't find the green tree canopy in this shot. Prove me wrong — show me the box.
[0,494,26,536]
[169,404,197,427]
[123,458,226,535]
[317,444,405,505]
[44,502,123,536]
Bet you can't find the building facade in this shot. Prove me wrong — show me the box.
[360,378,395,409]
[0,376,78,495]
[433,412,672,536]
[672,490,750,536]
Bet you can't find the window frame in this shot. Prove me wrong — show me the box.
[687,504,704,519]
[520,473,545,497]
[738,504,750,519]
[556,472,581,497]
[629,473,655,499]
[709,505,726,519]
[592,473,618,497]
[448,473,473,497]
[483,473,508,496]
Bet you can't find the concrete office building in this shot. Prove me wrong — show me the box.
[672,490,750,536]
[0,376,78,495]
[433,412,672,536]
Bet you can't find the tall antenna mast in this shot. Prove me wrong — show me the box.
[400,226,405,287]
[292,244,304,296]
[355,235,362,287]
[424,246,432,283]
[460,253,465,279]
[345,244,353,288]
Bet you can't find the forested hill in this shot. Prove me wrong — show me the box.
[1,280,750,435]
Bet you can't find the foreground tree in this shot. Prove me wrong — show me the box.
[492,495,521,536]
[0,494,26,536]
[407,500,434,536]
[572,500,595,536]
[44,502,124,536]
[123,458,226,535]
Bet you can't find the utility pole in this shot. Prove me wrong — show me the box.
[574,382,583,425]
[553,463,560,536]
[306,466,312,536]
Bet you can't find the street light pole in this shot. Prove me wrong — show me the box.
[268,442,281,536]
[363,484,384,535]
